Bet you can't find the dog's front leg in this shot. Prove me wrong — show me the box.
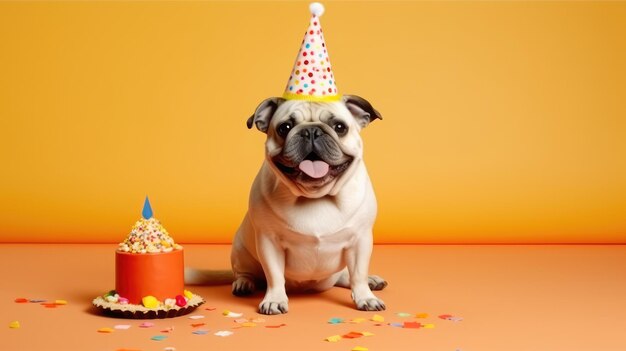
[256,232,289,315]
[345,233,386,311]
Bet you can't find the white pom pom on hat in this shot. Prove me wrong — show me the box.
[309,2,325,17]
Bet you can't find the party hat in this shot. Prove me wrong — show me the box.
[283,3,340,102]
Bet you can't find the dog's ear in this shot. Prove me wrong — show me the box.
[246,97,285,133]
[343,95,382,129]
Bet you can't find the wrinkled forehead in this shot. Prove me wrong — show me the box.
[273,101,351,124]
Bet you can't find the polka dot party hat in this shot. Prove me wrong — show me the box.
[283,2,340,102]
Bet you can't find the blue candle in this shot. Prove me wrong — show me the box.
[142,196,153,219]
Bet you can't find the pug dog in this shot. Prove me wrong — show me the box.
[230,95,387,315]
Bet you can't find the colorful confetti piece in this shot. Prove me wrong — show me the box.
[371,314,385,322]
[343,331,364,339]
[328,317,344,324]
[14,298,28,303]
[439,314,463,322]
[214,330,234,337]
[140,322,155,328]
[189,315,205,320]
[191,323,205,328]
[9,321,20,329]
[403,321,422,329]
[416,313,429,318]
[114,324,131,330]
[222,310,243,318]
[265,324,287,328]
[352,347,368,351]
[325,335,342,342]
[151,335,167,341]
[192,330,209,335]
[97,327,114,333]
[349,318,366,324]
[396,312,412,318]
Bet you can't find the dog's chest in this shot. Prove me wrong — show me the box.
[279,226,352,281]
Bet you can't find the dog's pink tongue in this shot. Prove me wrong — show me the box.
[298,160,330,179]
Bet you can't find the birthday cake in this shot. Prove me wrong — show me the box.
[92,197,204,319]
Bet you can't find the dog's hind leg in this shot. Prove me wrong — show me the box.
[231,214,264,296]
[334,268,388,291]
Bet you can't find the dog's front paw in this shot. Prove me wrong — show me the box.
[355,297,386,311]
[258,298,289,315]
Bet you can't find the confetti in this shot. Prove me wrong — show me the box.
[371,314,385,322]
[140,322,155,328]
[342,332,364,339]
[396,312,412,318]
[416,313,429,318]
[403,322,422,329]
[205,307,217,311]
[352,347,368,351]
[423,324,435,329]
[161,327,174,333]
[222,310,243,318]
[41,303,57,308]
[114,324,131,330]
[328,317,344,324]
[9,321,20,329]
[241,322,257,327]
[348,318,366,324]
[191,323,205,328]
[325,335,342,342]
[14,298,28,303]
[151,335,167,341]
[97,327,114,333]
[192,330,209,335]
[265,324,287,328]
[188,315,205,320]
[214,330,234,337]
[361,331,375,337]
[29,299,47,303]
[439,314,463,322]
[389,322,403,328]
[54,299,67,305]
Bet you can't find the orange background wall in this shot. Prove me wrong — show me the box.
[1,1,625,244]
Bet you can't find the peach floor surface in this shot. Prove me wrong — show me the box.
[1,244,625,351]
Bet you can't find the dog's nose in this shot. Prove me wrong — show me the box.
[300,126,323,140]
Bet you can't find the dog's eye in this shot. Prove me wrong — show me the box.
[277,122,293,138]
[333,122,348,136]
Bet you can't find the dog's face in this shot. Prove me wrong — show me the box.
[247,95,381,198]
